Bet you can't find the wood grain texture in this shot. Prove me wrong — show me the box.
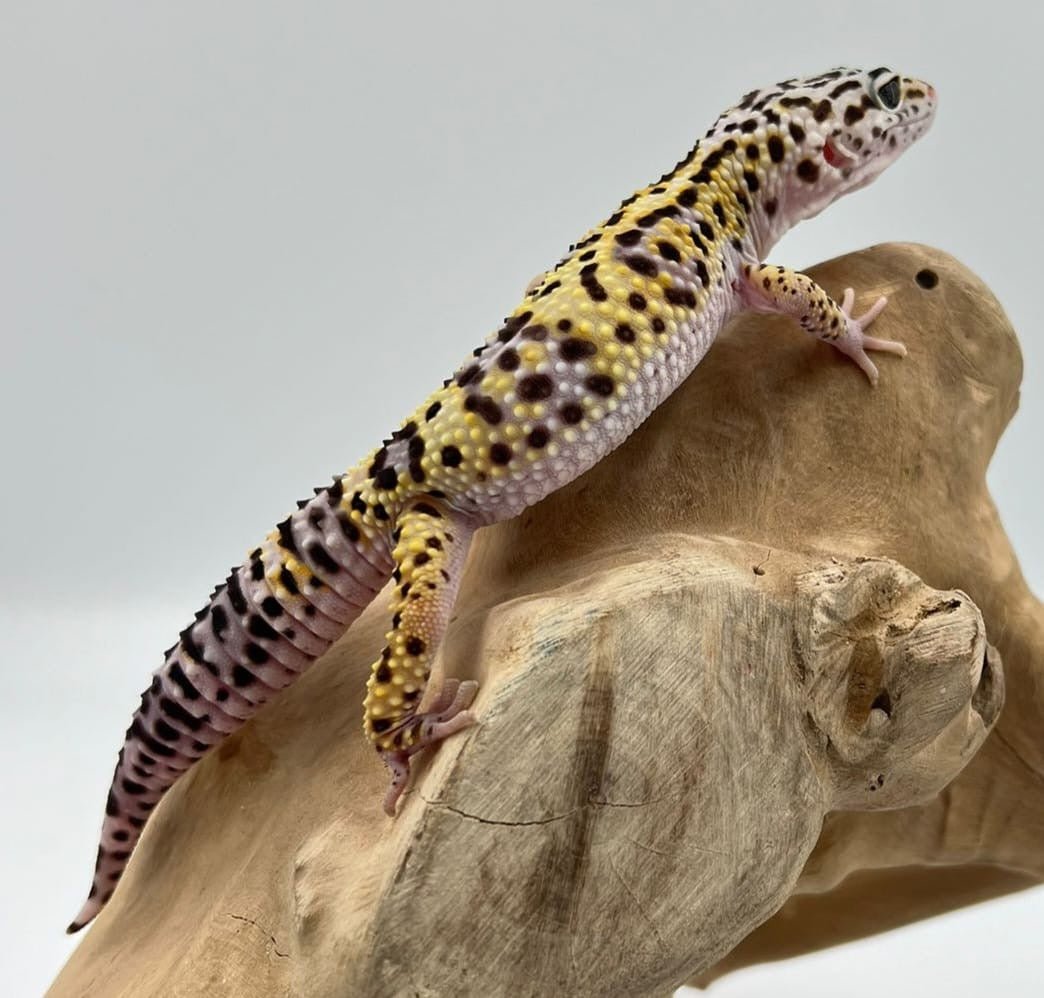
[50,244,1036,997]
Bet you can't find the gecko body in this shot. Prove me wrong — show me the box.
[69,67,936,932]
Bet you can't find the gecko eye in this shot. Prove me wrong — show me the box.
[873,77,902,111]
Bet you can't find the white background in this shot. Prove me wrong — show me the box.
[2,2,1041,995]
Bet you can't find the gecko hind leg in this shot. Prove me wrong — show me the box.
[363,498,478,815]
[379,678,479,815]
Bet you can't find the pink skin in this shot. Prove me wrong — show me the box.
[380,678,479,815]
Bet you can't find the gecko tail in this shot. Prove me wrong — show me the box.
[66,473,394,933]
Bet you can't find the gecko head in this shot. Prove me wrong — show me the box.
[717,68,937,228]
[774,67,937,221]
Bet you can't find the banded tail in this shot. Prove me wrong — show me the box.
[67,472,393,932]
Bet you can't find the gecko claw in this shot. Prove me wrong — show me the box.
[380,679,479,816]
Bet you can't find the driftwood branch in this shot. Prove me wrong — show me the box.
[50,244,1039,997]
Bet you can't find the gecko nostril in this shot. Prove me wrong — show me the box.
[915,268,939,289]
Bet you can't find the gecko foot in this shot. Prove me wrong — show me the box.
[380,678,479,816]
[836,289,907,386]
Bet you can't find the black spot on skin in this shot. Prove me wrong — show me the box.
[916,268,939,289]
[517,374,554,401]
[373,503,389,520]
[615,323,635,343]
[578,249,596,262]
[844,105,865,126]
[408,436,425,458]
[694,259,710,287]
[702,149,723,170]
[746,143,759,160]
[522,323,548,341]
[496,311,532,342]
[789,122,805,143]
[260,597,282,620]
[232,665,256,686]
[615,229,643,247]
[830,79,862,99]
[456,364,480,388]
[248,614,279,641]
[561,403,583,424]
[210,603,229,639]
[425,400,441,421]
[489,442,512,465]
[368,447,388,476]
[813,99,831,122]
[657,240,681,262]
[154,719,180,742]
[337,512,360,542]
[245,642,269,665]
[413,552,430,567]
[413,502,442,518]
[498,347,520,371]
[408,460,425,483]
[226,572,248,614]
[121,778,147,796]
[426,536,443,550]
[405,636,426,656]
[677,186,698,207]
[560,337,597,361]
[475,395,503,425]
[665,286,697,308]
[538,280,560,298]
[167,662,200,700]
[160,696,204,731]
[131,718,176,758]
[113,829,130,843]
[441,445,463,467]
[628,292,647,311]
[796,159,820,183]
[698,220,714,240]
[713,202,727,226]
[622,255,658,277]
[371,718,391,733]
[557,318,572,331]
[527,426,549,448]
[652,317,666,333]
[307,542,340,575]
[375,467,398,490]
[250,557,264,581]
[740,119,758,133]
[376,663,391,683]
[743,170,760,192]
[585,374,614,397]
[276,518,299,557]
[764,198,778,217]
[179,626,205,668]
[105,789,119,816]
[585,281,607,302]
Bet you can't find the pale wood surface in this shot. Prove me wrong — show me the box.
[49,244,1038,997]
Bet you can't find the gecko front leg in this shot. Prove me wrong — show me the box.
[362,499,478,815]
[737,263,907,385]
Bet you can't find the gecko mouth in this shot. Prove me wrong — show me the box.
[824,138,857,168]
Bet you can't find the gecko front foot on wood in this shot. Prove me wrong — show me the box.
[380,678,479,815]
